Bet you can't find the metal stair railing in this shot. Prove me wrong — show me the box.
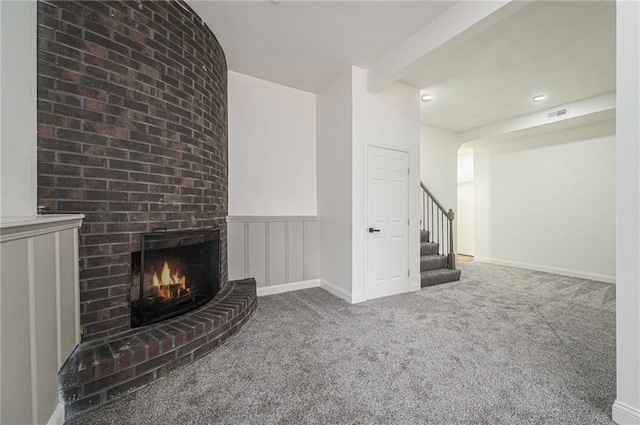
[420,181,456,269]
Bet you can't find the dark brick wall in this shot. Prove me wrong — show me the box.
[36,0,228,340]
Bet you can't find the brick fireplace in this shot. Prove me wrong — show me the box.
[35,1,258,419]
[36,0,228,340]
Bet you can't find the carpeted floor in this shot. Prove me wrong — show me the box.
[68,262,616,425]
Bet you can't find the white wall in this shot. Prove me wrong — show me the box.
[0,0,37,218]
[474,120,616,283]
[228,71,317,216]
[316,66,421,302]
[420,125,460,211]
[352,66,421,300]
[457,150,475,256]
[613,1,640,423]
[316,68,353,296]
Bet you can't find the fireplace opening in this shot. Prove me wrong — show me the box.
[131,228,220,328]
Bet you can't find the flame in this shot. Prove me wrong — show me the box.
[152,261,186,298]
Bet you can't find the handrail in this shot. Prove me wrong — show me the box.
[420,182,447,214]
[420,181,456,269]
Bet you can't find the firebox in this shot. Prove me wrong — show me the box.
[131,228,220,328]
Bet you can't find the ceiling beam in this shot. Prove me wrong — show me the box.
[366,1,529,93]
[460,91,616,147]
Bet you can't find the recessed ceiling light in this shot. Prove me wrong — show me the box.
[421,94,433,102]
[532,94,546,103]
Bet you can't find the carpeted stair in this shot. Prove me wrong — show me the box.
[421,230,461,287]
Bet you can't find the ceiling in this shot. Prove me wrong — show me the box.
[405,0,616,133]
[188,1,616,135]
[188,1,455,93]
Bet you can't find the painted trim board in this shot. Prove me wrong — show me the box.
[320,279,367,304]
[320,279,353,303]
[227,216,320,223]
[0,214,84,243]
[46,403,64,425]
[257,279,320,297]
[409,282,421,292]
[351,293,367,304]
[474,256,615,284]
[613,401,640,425]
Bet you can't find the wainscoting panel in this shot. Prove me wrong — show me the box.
[304,221,321,280]
[227,216,320,292]
[247,222,267,286]
[33,233,59,423]
[58,229,79,370]
[1,238,32,424]
[0,214,83,425]
[227,222,246,282]
[287,222,305,283]
[268,222,287,286]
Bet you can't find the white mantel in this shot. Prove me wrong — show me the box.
[0,214,85,242]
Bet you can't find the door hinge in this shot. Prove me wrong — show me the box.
[408,168,410,175]
[408,269,410,277]
[408,218,410,226]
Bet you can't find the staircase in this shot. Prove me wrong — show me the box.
[420,230,461,287]
[420,182,462,287]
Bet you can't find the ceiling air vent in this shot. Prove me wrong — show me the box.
[548,108,568,119]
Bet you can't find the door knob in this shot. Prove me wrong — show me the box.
[368,227,380,233]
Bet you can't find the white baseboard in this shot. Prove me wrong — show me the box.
[351,293,367,304]
[474,257,616,284]
[613,401,640,424]
[47,403,65,425]
[409,279,421,292]
[320,280,420,303]
[257,279,320,297]
[320,279,354,303]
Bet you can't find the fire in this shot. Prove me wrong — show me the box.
[152,261,186,298]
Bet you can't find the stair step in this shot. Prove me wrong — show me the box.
[420,230,430,242]
[421,268,462,288]
[420,242,439,256]
[421,254,448,271]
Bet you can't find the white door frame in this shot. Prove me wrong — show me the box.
[363,142,411,301]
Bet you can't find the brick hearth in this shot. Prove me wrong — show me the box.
[60,278,257,420]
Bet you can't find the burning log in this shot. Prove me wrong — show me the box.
[152,261,187,299]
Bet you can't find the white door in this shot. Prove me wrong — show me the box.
[366,146,409,299]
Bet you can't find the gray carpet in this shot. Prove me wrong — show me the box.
[68,262,616,425]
